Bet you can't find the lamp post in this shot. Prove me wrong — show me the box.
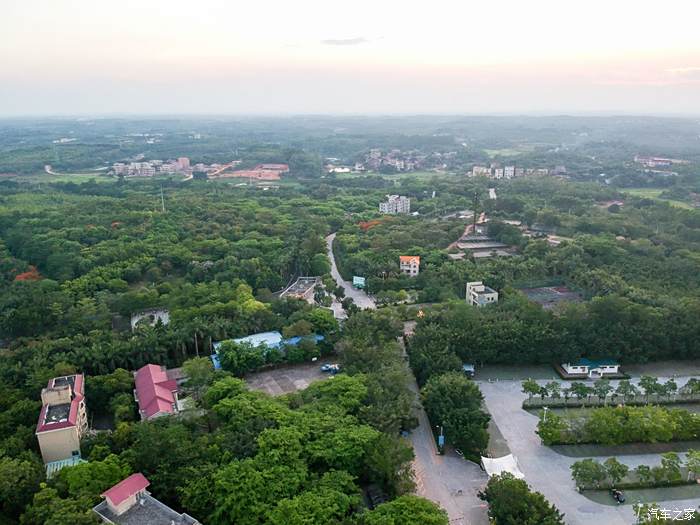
[436,425,445,455]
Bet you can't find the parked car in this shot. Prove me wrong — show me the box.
[320,363,341,374]
[610,489,625,504]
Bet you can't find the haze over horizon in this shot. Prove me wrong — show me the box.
[2,0,700,116]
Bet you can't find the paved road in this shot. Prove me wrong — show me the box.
[479,379,700,525]
[325,233,376,309]
[400,324,489,525]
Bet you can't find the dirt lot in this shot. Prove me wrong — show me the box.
[245,362,330,396]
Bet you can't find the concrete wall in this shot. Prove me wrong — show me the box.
[37,427,80,463]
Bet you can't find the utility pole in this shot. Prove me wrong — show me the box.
[160,185,166,213]
[472,191,479,232]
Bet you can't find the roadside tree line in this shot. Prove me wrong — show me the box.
[522,376,700,408]
[571,451,700,490]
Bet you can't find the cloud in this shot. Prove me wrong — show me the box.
[667,66,700,80]
[321,37,369,46]
[667,66,700,74]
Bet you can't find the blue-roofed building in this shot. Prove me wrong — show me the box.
[213,331,284,353]
[562,358,620,378]
[210,332,325,370]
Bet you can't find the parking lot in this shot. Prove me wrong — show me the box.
[478,378,700,525]
[245,362,329,396]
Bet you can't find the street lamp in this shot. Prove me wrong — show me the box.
[542,406,549,423]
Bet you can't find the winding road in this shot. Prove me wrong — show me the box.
[327,234,488,524]
[325,233,376,310]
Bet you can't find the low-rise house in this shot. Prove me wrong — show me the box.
[93,473,200,525]
[211,331,325,369]
[466,282,499,306]
[562,359,620,378]
[36,374,88,464]
[280,276,320,303]
[399,255,420,277]
[134,364,182,421]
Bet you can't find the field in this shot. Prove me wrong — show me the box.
[484,146,535,158]
[623,188,694,210]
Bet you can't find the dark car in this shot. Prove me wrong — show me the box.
[611,489,625,504]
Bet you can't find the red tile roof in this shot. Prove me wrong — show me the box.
[102,473,150,506]
[36,374,84,434]
[134,364,177,419]
[255,163,289,171]
[399,255,420,264]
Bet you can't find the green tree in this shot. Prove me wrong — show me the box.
[685,449,700,481]
[639,376,660,402]
[636,464,653,485]
[0,454,44,519]
[521,379,541,400]
[660,452,682,482]
[614,380,638,404]
[421,372,490,459]
[182,356,215,401]
[478,472,565,525]
[571,459,607,489]
[360,495,448,525]
[593,378,612,404]
[603,457,629,486]
[545,381,561,399]
[536,412,568,445]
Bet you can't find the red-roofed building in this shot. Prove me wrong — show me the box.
[134,364,180,420]
[255,163,289,172]
[36,374,88,463]
[399,255,420,277]
[102,473,150,514]
[94,473,201,524]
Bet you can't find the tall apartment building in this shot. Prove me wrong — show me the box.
[399,255,420,277]
[36,374,88,464]
[379,195,411,214]
[504,166,516,179]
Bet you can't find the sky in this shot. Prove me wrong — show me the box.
[1,0,700,116]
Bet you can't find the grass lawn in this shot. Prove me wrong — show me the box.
[623,188,694,210]
[8,172,115,184]
[483,146,535,158]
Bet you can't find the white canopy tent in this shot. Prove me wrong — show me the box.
[481,454,525,479]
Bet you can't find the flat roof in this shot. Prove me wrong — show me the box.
[283,277,319,295]
[94,493,199,525]
[44,403,72,425]
[37,374,84,434]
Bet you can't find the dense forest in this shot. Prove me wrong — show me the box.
[1,115,700,524]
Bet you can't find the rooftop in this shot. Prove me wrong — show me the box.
[94,477,200,525]
[400,255,420,264]
[134,365,178,419]
[102,473,149,506]
[36,374,84,434]
[577,358,619,367]
[281,276,320,297]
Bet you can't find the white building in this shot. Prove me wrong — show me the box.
[466,282,499,306]
[399,255,420,277]
[504,166,515,179]
[561,359,620,378]
[471,166,491,177]
[380,195,411,214]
